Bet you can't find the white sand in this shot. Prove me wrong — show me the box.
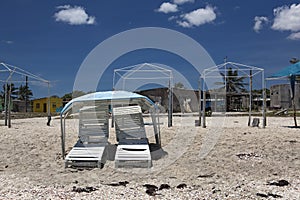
[0,115,299,199]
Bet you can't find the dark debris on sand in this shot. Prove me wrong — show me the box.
[72,186,98,193]
[143,184,159,196]
[256,192,283,198]
[197,173,215,178]
[176,183,187,189]
[159,184,171,190]
[143,183,187,196]
[267,179,290,187]
[143,184,158,190]
[236,153,262,160]
[107,181,129,187]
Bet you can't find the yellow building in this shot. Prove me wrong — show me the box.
[32,97,62,113]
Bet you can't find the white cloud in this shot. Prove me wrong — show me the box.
[177,21,191,28]
[1,40,14,44]
[271,3,300,31]
[177,5,216,28]
[253,16,268,33]
[168,15,178,21]
[56,5,71,9]
[287,32,300,40]
[54,5,96,25]
[173,0,194,5]
[157,2,178,14]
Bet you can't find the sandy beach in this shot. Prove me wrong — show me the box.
[0,115,299,199]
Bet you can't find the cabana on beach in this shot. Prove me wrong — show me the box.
[60,90,161,168]
[267,62,300,127]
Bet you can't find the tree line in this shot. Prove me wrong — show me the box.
[0,83,33,101]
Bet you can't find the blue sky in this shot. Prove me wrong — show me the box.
[1,0,300,98]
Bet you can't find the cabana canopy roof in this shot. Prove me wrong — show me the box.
[60,90,154,115]
[268,62,300,80]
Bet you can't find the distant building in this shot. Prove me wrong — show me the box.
[136,87,271,113]
[0,98,16,112]
[32,97,62,113]
[12,100,32,112]
[270,83,300,109]
[138,87,202,113]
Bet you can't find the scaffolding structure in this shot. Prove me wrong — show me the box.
[113,63,174,127]
[200,61,266,128]
[0,62,50,127]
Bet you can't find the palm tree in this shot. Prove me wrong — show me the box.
[1,83,19,99]
[216,68,248,111]
[0,83,18,112]
[220,67,248,93]
[18,84,33,101]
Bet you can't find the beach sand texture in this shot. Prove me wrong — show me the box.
[0,115,299,199]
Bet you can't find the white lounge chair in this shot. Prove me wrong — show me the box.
[113,105,152,168]
[65,105,109,168]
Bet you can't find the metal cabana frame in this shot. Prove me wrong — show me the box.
[113,63,174,127]
[266,62,300,127]
[0,62,50,127]
[199,61,266,128]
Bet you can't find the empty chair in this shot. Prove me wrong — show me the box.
[65,105,109,168]
[113,105,152,168]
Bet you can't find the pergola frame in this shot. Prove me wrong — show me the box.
[113,63,174,127]
[0,62,50,127]
[265,70,300,128]
[199,61,266,128]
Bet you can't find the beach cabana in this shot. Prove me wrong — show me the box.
[200,61,266,128]
[60,90,160,168]
[0,62,50,128]
[267,62,300,127]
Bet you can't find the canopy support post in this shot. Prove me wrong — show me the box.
[47,82,51,126]
[151,107,161,147]
[168,80,173,127]
[262,76,267,128]
[60,115,65,159]
[8,82,12,128]
[291,75,298,127]
[197,77,202,126]
[248,70,252,126]
[4,83,8,126]
[202,77,206,128]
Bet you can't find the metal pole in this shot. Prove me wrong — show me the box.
[202,90,206,128]
[214,93,217,112]
[292,99,298,127]
[25,76,28,112]
[156,108,161,146]
[202,77,206,128]
[60,115,65,159]
[198,77,202,126]
[224,62,228,112]
[8,82,12,128]
[262,74,266,128]
[248,70,252,126]
[47,82,51,126]
[4,83,8,126]
[292,77,298,127]
[168,80,173,127]
[48,82,51,115]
